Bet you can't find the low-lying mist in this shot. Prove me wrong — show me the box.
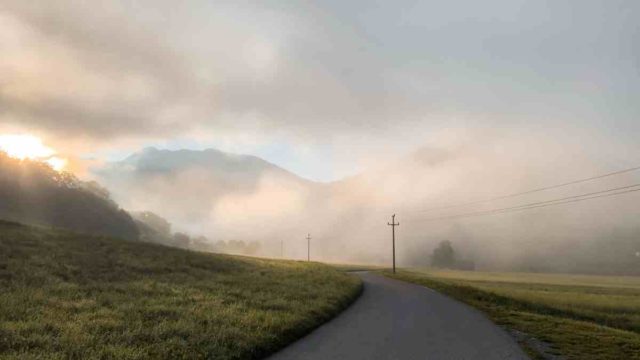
[96,128,640,275]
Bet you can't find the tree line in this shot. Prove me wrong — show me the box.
[0,152,260,256]
[132,210,261,255]
[0,152,139,240]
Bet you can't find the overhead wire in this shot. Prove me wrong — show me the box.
[412,165,640,213]
[406,184,640,223]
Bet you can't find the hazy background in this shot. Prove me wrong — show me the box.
[1,1,639,272]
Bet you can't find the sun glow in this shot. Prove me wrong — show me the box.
[0,134,67,171]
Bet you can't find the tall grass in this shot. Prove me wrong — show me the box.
[0,221,361,359]
[406,268,640,332]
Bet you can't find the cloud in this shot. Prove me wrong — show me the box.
[1,0,639,178]
[0,2,204,141]
[2,1,639,272]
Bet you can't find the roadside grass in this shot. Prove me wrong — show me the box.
[0,220,362,360]
[384,269,640,360]
[328,263,385,272]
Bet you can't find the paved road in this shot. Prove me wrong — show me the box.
[269,272,528,360]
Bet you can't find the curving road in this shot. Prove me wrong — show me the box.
[269,272,528,360]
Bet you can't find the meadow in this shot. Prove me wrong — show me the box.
[0,220,362,360]
[385,268,640,360]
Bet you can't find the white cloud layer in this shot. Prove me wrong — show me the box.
[0,0,639,178]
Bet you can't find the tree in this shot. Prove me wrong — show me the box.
[131,211,171,237]
[431,240,455,268]
[190,236,211,252]
[0,152,139,240]
[81,181,112,201]
[172,232,191,248]
[227,240,247,254]
[213,240,228,253]
[245,241,261,255]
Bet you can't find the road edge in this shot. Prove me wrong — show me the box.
[379,271,546,360]
[258,271,365,359]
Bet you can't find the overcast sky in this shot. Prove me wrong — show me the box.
[1,0,638,181]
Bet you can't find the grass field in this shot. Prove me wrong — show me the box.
[328,263,385,272]
[385,268,640,360]
[0,220,362,360]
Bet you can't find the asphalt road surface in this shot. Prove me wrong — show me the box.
[269,272,529,360]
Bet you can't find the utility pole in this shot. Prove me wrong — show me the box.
[387,214,399,273]
[306,233,311,262]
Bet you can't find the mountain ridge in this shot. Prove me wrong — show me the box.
[110,146,317,185]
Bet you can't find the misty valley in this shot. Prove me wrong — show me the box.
[1,138,639,359]
[1,1,640,359]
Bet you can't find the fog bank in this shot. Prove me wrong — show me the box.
[98,128,640,274]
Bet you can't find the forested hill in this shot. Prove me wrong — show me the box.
[0,152,139,240]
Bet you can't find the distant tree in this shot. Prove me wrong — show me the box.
[172,232,191,248]
[227,240,247,254]
[213,240,228,253]
[431,240,455,268]
[209,239,260,255]
[245,241,261,255]
[190,236,213,252]
[131,211,171,237]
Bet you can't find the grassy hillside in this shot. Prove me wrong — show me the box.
[385,268,640,360]
[0,221,361,359]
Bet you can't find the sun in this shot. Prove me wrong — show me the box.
[0,134,67,171]
[45,156,68,172]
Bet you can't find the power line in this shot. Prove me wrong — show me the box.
[487,183,640,212]
[412,164,640,213]
[410,188,640,223]
[500,188,640,214]
[408,184,640,223]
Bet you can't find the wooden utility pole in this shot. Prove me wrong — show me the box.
[306,233,311,262]
[387,214,399,273]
